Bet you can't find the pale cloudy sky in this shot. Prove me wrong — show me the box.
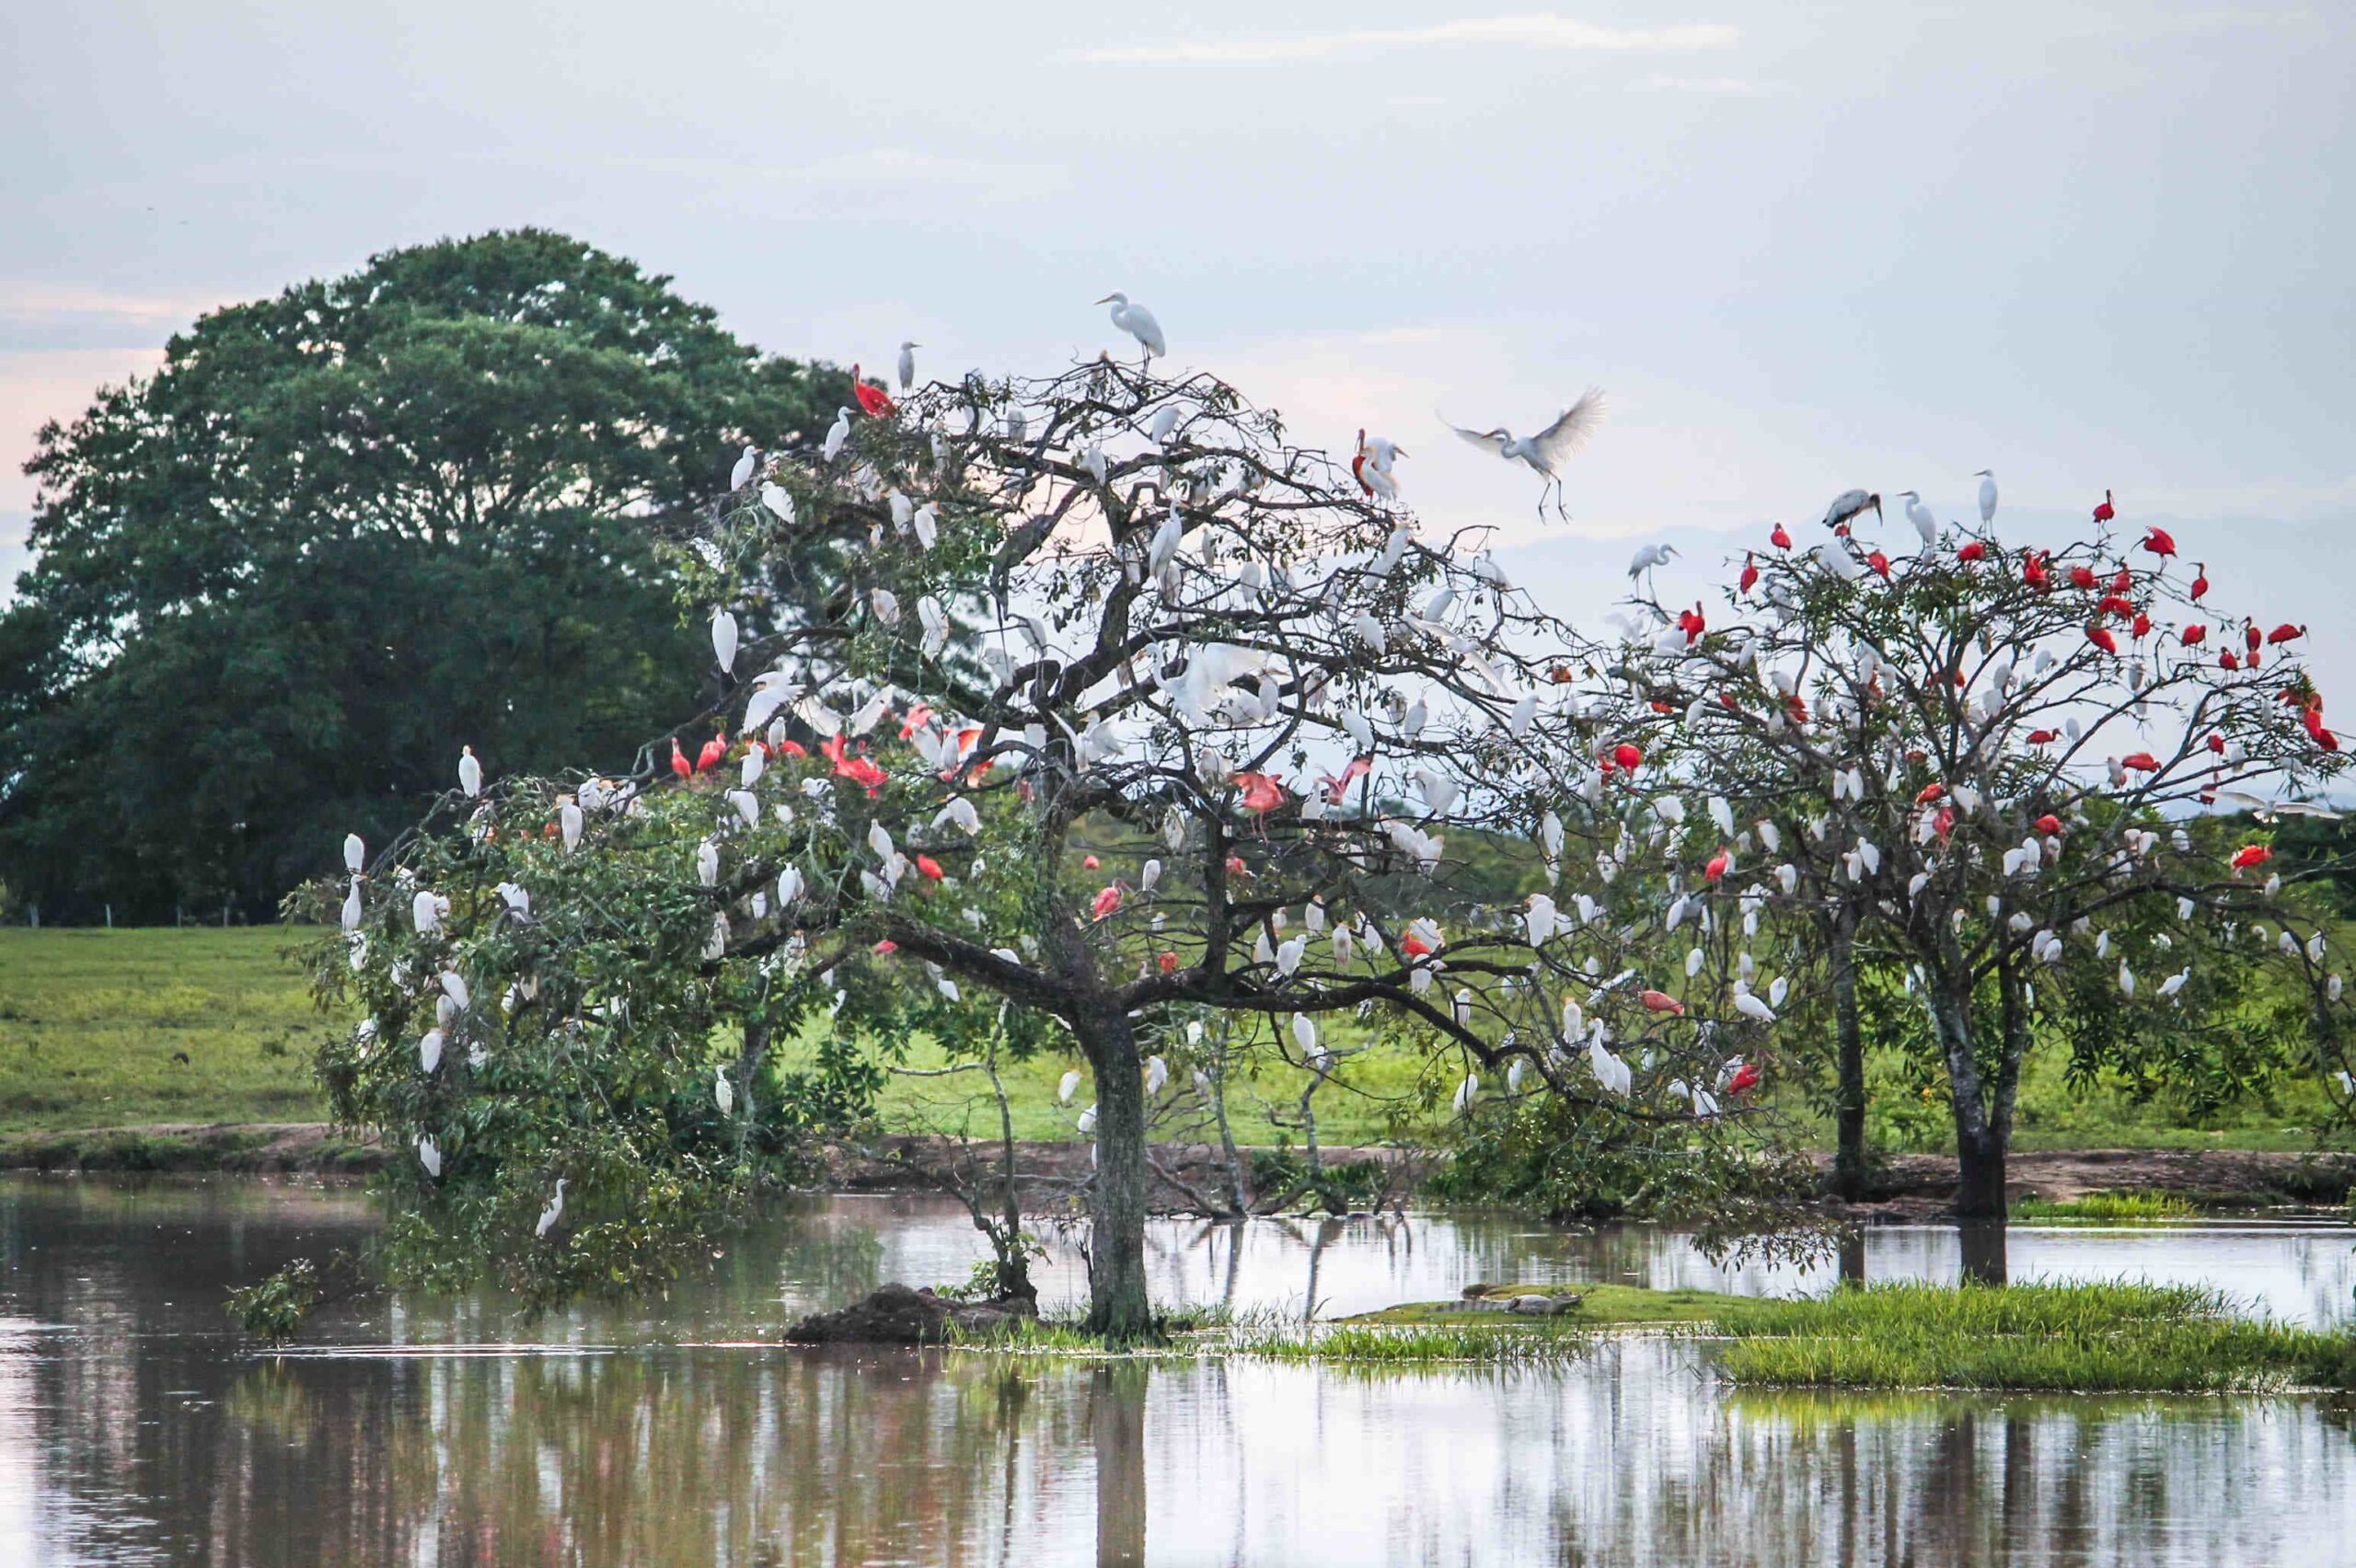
[3,1,2350,683]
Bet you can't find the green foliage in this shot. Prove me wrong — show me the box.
[225,1259,320,1343]
[2011,1189,2200,1223]
[0,229,839,923]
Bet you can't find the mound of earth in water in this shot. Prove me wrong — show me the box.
[785,1283,1037,1344]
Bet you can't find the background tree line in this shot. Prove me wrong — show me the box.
[0,230,845,924]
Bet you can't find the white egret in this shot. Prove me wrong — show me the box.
[1145,1055,1168,1096]
[416,1136,442,1177]
[729,444,758,490]
[419,1028,444,1074]
[1896,490,1935,549]
[896,340,919,391]
[1452,1073,1480,1114]
[1096,292,1166,362]
[1444,387,1607,520]
[715,1066,734,1115]
[458,745,482,799]
[823,408,852,462]
[536,1178,567,1238]
[1975,468,1998,524]
[1626,541,1677,587]
[343,833,365,873]
[1057,1068,1082,1104]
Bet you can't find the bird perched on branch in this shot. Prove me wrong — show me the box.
[896,340,919,391]
[1353,430,1404,502]
[848,365,895,419]
[1441,388,1606,521]
[1096,293,1166,363]
[1821,490,1881,533]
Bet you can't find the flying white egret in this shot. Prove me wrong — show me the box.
[1896,490,1936,549]
[536,1178,567,1238]
[458,745,482,799]
[1975,469,1998,524]
[1096,292,1166,362]
[896,340,919,391]
[729,444,758,490]
[1443,387,1607,520]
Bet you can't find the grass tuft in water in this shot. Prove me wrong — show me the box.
[1718,1281,2356,1393]
[2011,1190,2202,1224]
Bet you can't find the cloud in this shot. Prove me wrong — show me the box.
[1628,73,1767,94]
[1066,14,1739,66]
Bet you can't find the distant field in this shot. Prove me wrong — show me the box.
[2,927,2348,1156]
[0,928,335,1133]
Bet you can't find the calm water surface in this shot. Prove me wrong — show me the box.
[5,1175,2356,1564]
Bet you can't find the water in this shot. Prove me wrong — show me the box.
[5,1176,2356,1564]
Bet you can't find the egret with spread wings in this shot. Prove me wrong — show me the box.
[1441,388,1607,520]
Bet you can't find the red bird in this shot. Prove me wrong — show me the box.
[2035,813,2063,836]
[2023,552,2051,591]
[696,732,728,773]
[2085,626,2119,655]
[2222,651,2241,671]
[2120,752,2161,772]
[2268,623,2306,646]
[1770,522,1793,550]
[848,364,895,419]
[2131,612,2152,640]
[2182,624,2207,646]
[2111,567,2133,593]
[1082,854,1100,869]
[1091,882,1126,921]
[1866,549,1892,580]
[1704,849,1730,882]
[1957,540,1988,563]
[1934,806,1957,841]
[1158,951,1180,974]
[2230,844,2272,870]
[2093,490,2117,524]
[2245,621,2263,653]
[2207,732,2226,754]
[1726,1060,1762,1096]
[1612,743,1643,772]
[2190,563,2209,601]
[2027,729,2060,744]
[915,855,946,882]
[2069,565,2099,591]
[1739,552,1760,594]
[2142,525,2177,558]
[1678,604,1707,643]
[670,736,693,781]
[2097,594,2136,618]
[1916,782,1947,804]
[1233,772,1288,813]
[1321,755,1372,804]
[1639,990,1686,1016]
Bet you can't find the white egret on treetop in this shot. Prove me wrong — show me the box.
[1441,387,1607,520]
[1897,490,1936,549]
[458,746,482,800]
[896,340,919,391]
[1095,293,1166,362]
[1975,468,1998,524]
[729,444,758,490]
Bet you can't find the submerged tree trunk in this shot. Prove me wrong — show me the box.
[1828,904,1870,1200]
[1079,1002,1153,1339]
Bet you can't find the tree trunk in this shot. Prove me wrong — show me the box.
[1079,1004,1153,1339]
[1828,904,1869,1200]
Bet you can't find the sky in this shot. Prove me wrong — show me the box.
[3,0,2351,688]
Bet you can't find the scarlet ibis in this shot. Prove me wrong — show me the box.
[872,940,897,954]
[1770,522,1793,550]
[1322,755,1372,803]
[848,365,895,419]
[2112,567,2133,592]
[1678,604,1707,642]
[670,737,693,781]
[1091,883,1126,920]
[2024,552,2050,590]
[2143,525,2178,558]
[2027,729,2059,744]
[2222,651,2241,670]
[2191,564,2209,601]
[2036,813,2063,835]
[1976,469,1998,523]
[1082,855,1100,869]
[1738,551,1760,594]
[1158,951,1179,974]
[2208,733,2225,753]
[1612,743,1643,771]
[2131,612,2152,640]
[1234,772,1287,813]
[2231,844,2272,870]
[1957,540,1987,563]
[1445,389,1610,521]
[1866,549,1891,580]
[2086,626,2119,654]
[2246,621,2263,653]
[2094,490,2117,524]
[1639,990,1685,1016]
[1704,849,1730,882]
[2098,594,2136,618]
[1726,1060,1761,1095]
[2069,565,2099,590]
[2269,623,2306,645]
[2183,624,2207,646]
[1096,292,1167,361]
[696,733,728,773]
[2120,752,2161,772]
[1916,783,1947,803]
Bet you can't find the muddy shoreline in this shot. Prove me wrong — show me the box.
[4,1123,2350,1217]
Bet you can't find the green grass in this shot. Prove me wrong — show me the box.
[2012,1190,2203,1224]
[0,928,337,1133]
[1716,1281,2356,1393]
[1343,1282,1750,1328]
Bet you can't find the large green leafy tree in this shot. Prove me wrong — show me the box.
[0,230,839,922]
